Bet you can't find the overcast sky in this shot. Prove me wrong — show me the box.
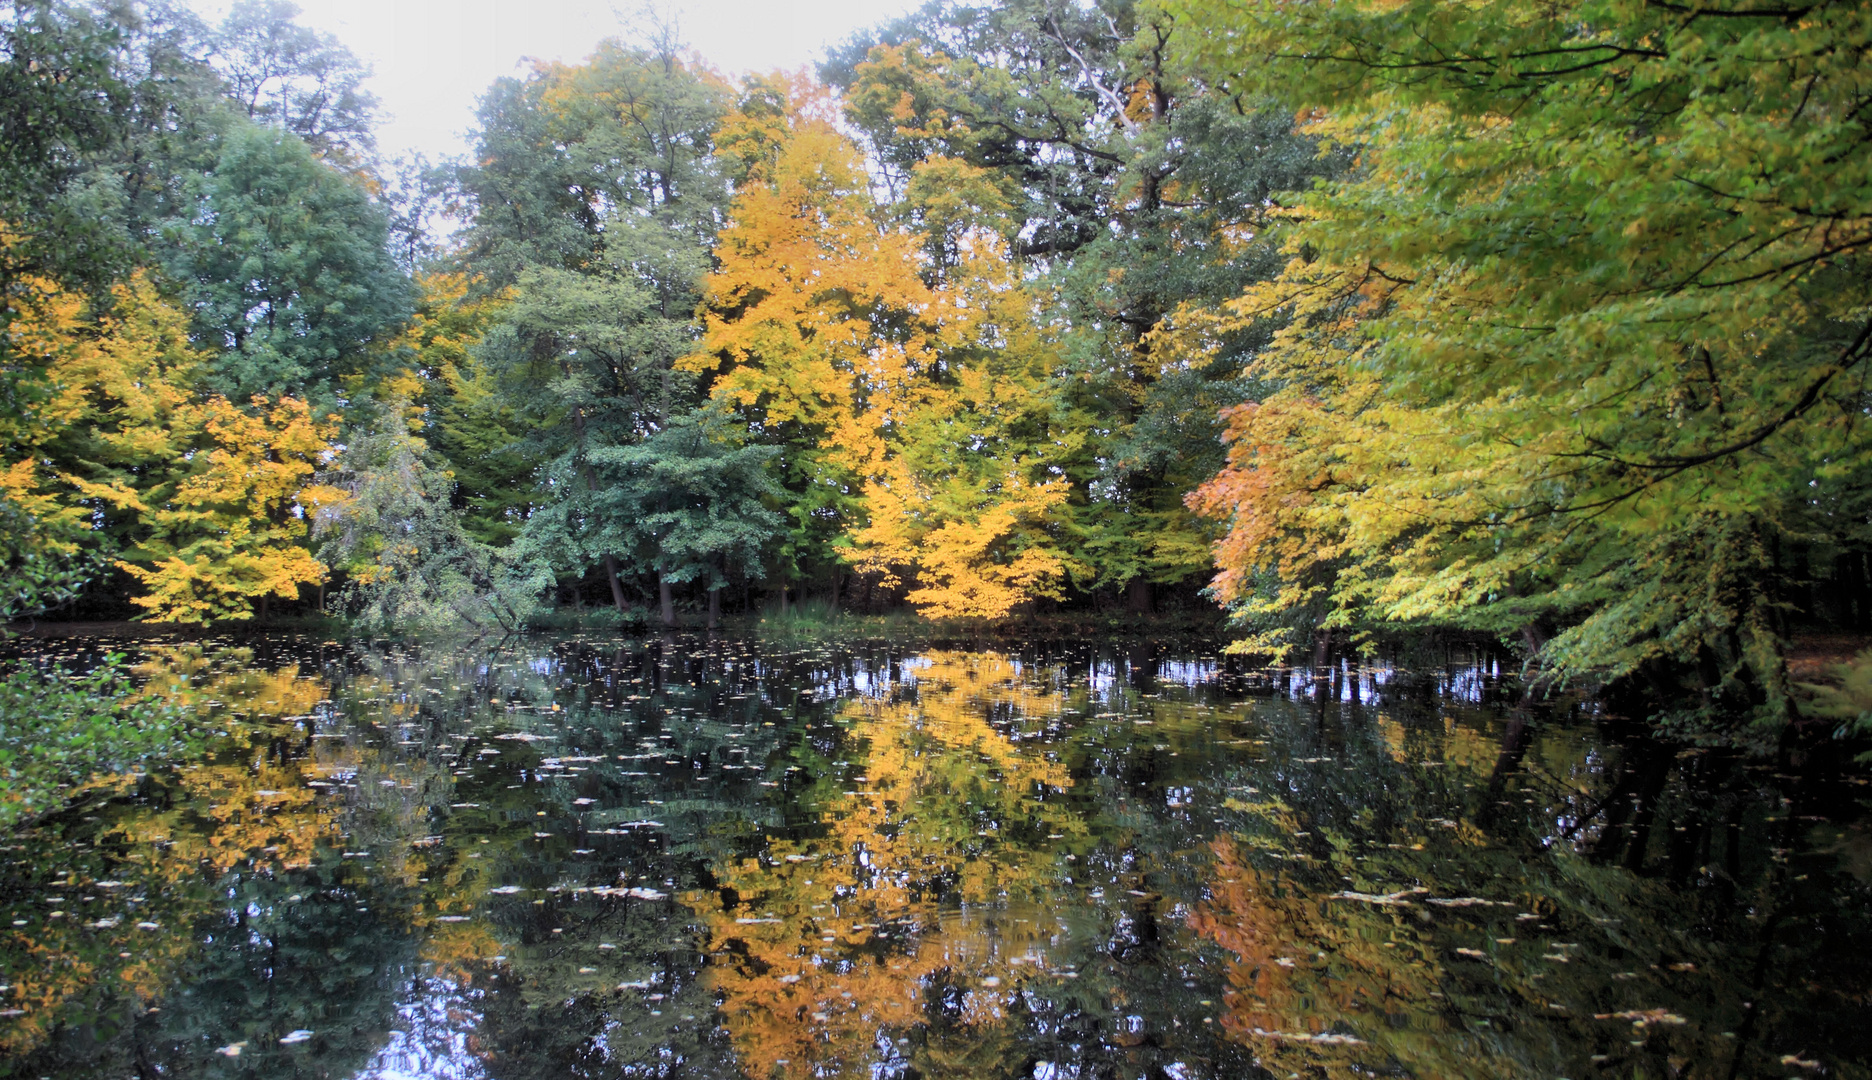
[182,0,923,163]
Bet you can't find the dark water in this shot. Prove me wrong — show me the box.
[0,634,1867,1080]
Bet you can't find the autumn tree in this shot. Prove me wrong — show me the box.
[683,74,935,603]
[1173,0,1872,736]
[826,0,1341,611]
[847,237,1082,619]
[688,75,1084,618]
[2,273,343,622]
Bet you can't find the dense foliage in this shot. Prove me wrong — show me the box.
[0,656,191,823]
[1,0,1868,743]
[1168,0,1872,739]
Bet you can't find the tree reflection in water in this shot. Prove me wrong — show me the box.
[0,635,1863,1079]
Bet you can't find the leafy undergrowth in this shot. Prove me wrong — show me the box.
[1800,647,1872,756]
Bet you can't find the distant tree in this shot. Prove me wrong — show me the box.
[585,404,782,627]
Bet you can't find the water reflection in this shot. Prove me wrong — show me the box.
[0,635,1865,1079]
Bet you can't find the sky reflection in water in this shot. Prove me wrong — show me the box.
[0,633,1867,1080]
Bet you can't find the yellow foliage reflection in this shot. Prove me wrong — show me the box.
[688,652,1087,1079]
[0,648,343,1059]
[128,647,338,873]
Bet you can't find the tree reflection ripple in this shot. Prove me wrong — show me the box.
[0,635,1865,1079]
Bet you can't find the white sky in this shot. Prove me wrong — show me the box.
[183,0,924,162]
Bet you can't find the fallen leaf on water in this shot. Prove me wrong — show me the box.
[1250,1028,1363,1045]
[1593,1010,1686,1027]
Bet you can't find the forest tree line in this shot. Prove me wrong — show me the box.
[3,0,1869,740]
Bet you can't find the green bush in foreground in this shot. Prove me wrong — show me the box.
[0,657,194,826]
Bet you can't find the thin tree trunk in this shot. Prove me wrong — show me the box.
[567,392,628,614]
[708,585,720,629]
[604,554,629,612]
[659,573,675,627]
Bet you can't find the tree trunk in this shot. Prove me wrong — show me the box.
[780,584,789,616]
[659,573,674,627]
[604,555,629,613]
[708,585,720,629]
[1126,577,1153,615]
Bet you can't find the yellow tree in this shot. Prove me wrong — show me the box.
[688,75,1081,617]
[3,272,205,578]
[849,237,1082,619]
[2,272,345,622]
[116,395,344,623]
[683,73,939,591]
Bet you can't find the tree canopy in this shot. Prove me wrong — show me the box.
[1,0,1867,743]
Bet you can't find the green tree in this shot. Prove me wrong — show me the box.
[0,0,136,300]
[317,398,547,634]
[1173,0,1872,737]
[459,35,733,613]
[160,114,409,403]
[207,0,380,168]
[395,272,534,546]
[584,404,781,627]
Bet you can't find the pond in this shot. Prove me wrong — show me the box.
[0,633,1867,1080]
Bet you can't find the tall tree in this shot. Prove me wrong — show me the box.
[1172,0,1872,736]
[826,0,1342,609]
[0,0,136,301]
[462,36,735,612]
[683,74,939,603]
[207,0,380,167]
[159,114,410,403]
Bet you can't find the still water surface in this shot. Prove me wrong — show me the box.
[0,633,1867,1079]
